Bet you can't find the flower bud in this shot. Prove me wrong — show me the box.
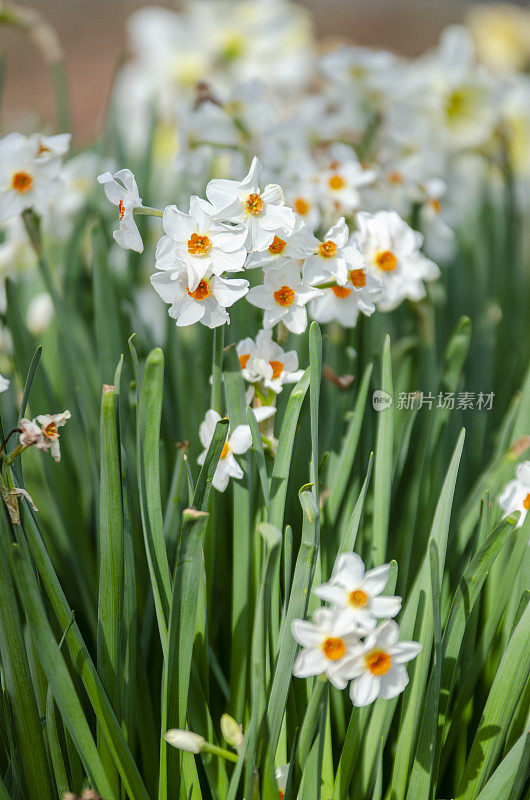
[164,729,204,754]
[220,713,244,751]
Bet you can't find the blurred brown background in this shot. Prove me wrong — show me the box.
[0,0,525,143]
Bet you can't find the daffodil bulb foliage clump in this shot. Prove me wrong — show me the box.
[0,2,530,800]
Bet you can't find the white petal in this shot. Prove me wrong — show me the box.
[370,595,402,619]
[291,619,322,647]
[362,564,390,596]
[293,648,327,679]
[350,672,381,707]
[332,552,365,587]
[390,641,422,664]
[229,425,252,454]
[378,664,408,699]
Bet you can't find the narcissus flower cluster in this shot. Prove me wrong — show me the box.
[291,553,421,706]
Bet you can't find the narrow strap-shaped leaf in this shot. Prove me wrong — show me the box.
[0,512,54,800]
[10,542,117,800]
[263,487,319,763]
[326,363,373,524]
[474,731,530,800]
[18,345,42,421]
[268,368,310,530]
[247,405,270,506]
[372,335,393,564]
[192,418,229,510]
[337,452,373,554]
[136,347,172,648]
[160,508,209,800]
[456,599,530,799]
[97,382,124,797]
[46,686,70,798]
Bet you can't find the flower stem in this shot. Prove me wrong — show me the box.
[202,742,238,764]
[210,326,225,414]
[133,206,163,218]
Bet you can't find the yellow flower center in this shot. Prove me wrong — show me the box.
[331,286,352,299]
[376,250,397,271]
[322,636,346,661]
[42,422,59,441]
[524,493,530,511]
[274,285,295,307]
[220,442,230,459]
[319,240,337,258]
[187,279,211,301]
[269,235,287,255]
[239,354,250,369]
[349,589,368,607]
[245,193,264,215]
[430,198,442,213]
[12,171,33,194]
[350,268,366,287]
[328,174,345,190]
[294,197,310,215]
[388,171,403,184]
[188,232,211,255]
[366,649,392,676]
[269,360,284,379]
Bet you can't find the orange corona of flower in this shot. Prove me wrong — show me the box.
[524,493,530,511]
[42,422,59,441]
[188,232,211,255]
[269,235,287,255]
[12,171,33,194]
[376,250,397,271]
[269,360,284,379]
[388,171,403,184]
[322,636,346,661]
[294,197,310,216]
[331,286,352,299]
[118,200,125,220]
[187,279,211,301]
[349,589,368,607]
[274,285,295,306]
[350,268,366,287]
[220,442,230,459]
[245,193,264,215]
[239,354,251,369]
[319,240,337,258]
[366,649,392,676]
[328,174,345,190]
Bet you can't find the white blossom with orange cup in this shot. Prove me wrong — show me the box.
[151,264,249,328]
[19,411,71,462]
[309,265,381,328]
[236,329,304,394]
[353,210,440,311]
[347,620,422,707]
[155,196,248,292]
[291,607,365,689]
[498,461,530,529]
[0,132,67,222]
[246,263,322,334]
[313,553,402,632]
[206,156,296,250]
[97,168,144,252]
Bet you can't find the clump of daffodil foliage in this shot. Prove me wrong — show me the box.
[0,2,529,800]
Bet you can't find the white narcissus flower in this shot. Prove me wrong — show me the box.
[164,729,204,754]
[19,411,71,462]
[313,553,401,631]
[291,607,363,689]
[348,620,421,707]
[319,154,376,216]
[354,210,440,311]
[245,217,315,272]
[236,329,304,394]
[0,132,67,222]
[197,410,253,492]
[309,266,381,328]
[0,374,10,393]
[246,263,322,334]
[206,156,296,250]
[155,196,248,292]
[151,264,248,328]
[302,218,358,287]
[97,168,144,253]
[498,461,530,529]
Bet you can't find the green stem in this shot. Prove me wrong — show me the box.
[210,326,225,414]
[134,206,163,218]
[202,742,238,764]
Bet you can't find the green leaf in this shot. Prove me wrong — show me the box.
[372,335,393,564]
[456,598,530,799]
[474,731,530,800]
